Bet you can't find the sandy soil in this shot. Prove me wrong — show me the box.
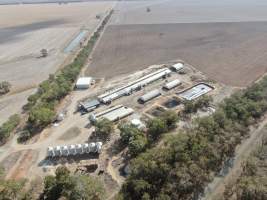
[87,22,267,87]
[0,1,115,125]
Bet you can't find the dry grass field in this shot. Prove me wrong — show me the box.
[87,22,267,87]
[0,2,115,125]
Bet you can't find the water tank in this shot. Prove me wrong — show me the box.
[76,144,83,154]
[89,143,96,153]
[96,142,103,153]
[69,145,76,155]
[54,146,62,156]
[47,147,55,157]
[83,143,90,153]
[61,146,69,156]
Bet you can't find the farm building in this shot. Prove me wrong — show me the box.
[178,83,214,101]
[89,105,134,122]
[98,68,171,104]
[79,99,100,112]
[171,63,184,71]
[163,79,181,90]
[75,77,92,89]
[138,89,161,103]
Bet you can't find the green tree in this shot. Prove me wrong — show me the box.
[95,118,114,141]
[28,105,55,129]
[119,123,142,145]
[160,111,179,130]
[147,118,167,141]
[0,114,20,143]
[128,134,148,157]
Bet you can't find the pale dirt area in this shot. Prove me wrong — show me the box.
[87,22,267,87]
[0,1,115,125]
[0,88,35,125]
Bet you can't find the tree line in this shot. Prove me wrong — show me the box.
[18,10,113,142]
[117,76,267,200]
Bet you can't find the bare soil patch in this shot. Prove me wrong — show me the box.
[58,126,81,141]
[0,151,22,173]
[87,22,267,87]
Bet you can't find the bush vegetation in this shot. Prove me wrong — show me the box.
[223,133,267,200]
[118,77,267,200]
[94,118,114,141]
[0,81,11,95]
[118,111,179,157]
[20,10,113,141]
[0,114,20,144]
[42,166,105,200]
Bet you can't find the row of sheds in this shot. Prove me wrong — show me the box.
[47,142,102,157]
[79,63,184,112]
[98,67,172,104]
[138,79,182,103]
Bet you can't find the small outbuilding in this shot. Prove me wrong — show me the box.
[138,89,161,104]
[75,77,92,89]
[171,63,184,72]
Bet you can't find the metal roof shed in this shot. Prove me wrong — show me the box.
[138,89,161,103]
[80,99,100,112]
[76,77,92,89]
[171,63,184,71]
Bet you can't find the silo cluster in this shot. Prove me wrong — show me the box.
[47,142,103,157]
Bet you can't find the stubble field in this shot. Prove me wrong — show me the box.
[87,22,267,87]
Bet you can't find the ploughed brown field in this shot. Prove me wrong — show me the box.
[87,22,267,87]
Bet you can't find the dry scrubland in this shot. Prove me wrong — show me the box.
[0,2,114,125]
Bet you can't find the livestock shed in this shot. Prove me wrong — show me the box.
[98,68,171,104]
[171,63,184,71]
[138,89,161,103]
[75,77,92,89]
[163,79,181,90]
[89,105,134,122]
[79,99,100,113]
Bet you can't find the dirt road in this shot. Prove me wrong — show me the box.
[202,116,267,200]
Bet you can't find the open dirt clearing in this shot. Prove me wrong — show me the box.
[87,22,267,87]
[0,2,115,125]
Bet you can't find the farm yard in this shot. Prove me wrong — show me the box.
[0,1,115,125]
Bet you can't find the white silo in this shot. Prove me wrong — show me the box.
[76,144,83,154]
[83,143,89,153]
[89,142,96,153]
[69,144,76,155]
[61,146,69,156]
[96,142,103,153]
[47,147,55,157]
[54,146,62,156]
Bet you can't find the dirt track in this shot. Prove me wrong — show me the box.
[87,22,267,87]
